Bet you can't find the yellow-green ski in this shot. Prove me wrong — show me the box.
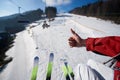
[31,56,39,80]
[62,62,74,80]
[46,53,54,80]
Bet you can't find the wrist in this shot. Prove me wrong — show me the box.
[81,39,86,47]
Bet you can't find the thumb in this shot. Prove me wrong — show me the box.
[71,28,78,36]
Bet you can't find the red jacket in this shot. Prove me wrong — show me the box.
[86,36,120,80]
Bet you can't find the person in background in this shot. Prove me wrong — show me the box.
[68,28,120,80]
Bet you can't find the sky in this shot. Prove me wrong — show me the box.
[0,0,98,17]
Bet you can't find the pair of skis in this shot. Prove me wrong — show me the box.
[31,53,54,80]
[31,53,74,80]
[62,62,74,80]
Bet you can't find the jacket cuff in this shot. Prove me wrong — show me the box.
[86,38,95,51]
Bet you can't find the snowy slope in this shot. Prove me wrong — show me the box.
[0,13,120,80]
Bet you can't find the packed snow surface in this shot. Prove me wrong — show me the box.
[0,13,120,80]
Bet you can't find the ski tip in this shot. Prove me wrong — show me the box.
[49,53,54,61]
[50,53,54,56]
[64,62,68,66]
[34,56,39,60]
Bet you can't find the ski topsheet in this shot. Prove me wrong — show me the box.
[62,63,70,80]
[31,56,39,80]
[62,62,74,80]
[46,53,54,80]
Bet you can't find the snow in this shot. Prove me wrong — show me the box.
[0,13,120,80]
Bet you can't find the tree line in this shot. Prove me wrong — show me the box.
[70,0,120,24]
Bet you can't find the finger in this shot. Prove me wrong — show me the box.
[69,42,74,47]
[69,42,76,47]
[68,37,75,41]
[71,28,76,35]
[71,28,79,37]
[69,41,76,46]
[69,39,76,43]
[69,41,74,44]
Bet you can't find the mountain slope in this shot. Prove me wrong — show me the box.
[0,13,120,80]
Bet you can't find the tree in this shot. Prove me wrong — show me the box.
[45,7,57,19]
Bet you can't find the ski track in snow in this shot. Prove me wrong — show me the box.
[0,13,120,80]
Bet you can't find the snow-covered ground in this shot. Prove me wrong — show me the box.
[0,13,120,80]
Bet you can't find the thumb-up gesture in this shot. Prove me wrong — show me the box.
[68,29,86,47]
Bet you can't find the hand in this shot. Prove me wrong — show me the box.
[68,29,86,47]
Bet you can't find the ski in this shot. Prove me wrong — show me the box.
[62,63,70,80]
[46,53,54,80]
[62,62,74,80]
[31,56,39,80]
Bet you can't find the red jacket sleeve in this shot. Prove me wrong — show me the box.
[86,36,120,80]
[86,36,120,57]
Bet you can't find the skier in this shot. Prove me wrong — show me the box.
[42,21,50,29]
[68,28,120,80]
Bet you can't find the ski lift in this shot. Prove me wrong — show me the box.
[8,0,30,23]
[18,20,30,23]
[17,7,30,23]
[17,14,30,23]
